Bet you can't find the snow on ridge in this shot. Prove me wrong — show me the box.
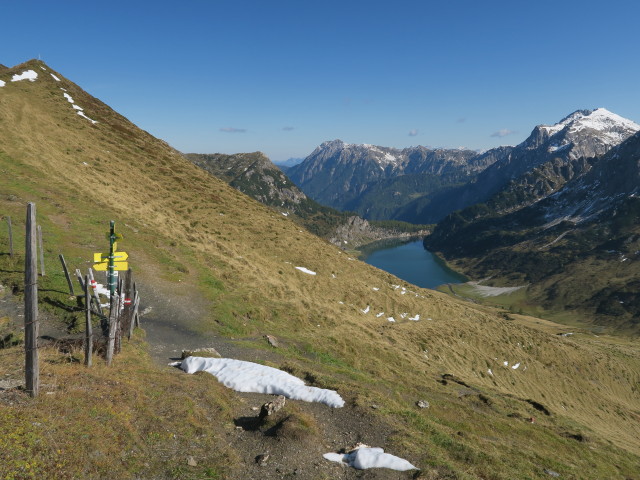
[542,108,639,140]
[569,108,640,140]
[11,70,38,82]
[78,111,98,124]
[181,356,345,407]
[50,73,61,82]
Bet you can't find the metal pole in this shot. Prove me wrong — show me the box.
[108,220,116,299]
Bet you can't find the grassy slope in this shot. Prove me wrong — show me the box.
[1,60,639,479]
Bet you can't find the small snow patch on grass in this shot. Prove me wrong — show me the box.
[295,266,316,275]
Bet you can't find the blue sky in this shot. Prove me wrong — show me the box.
[3,0,640,161]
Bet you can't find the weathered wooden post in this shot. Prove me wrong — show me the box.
[88,268,104,318]
[37,225,45,276]
[59,254,75,296]
[24,203,39,397]
[6,216,13,257]
[84,274,93,367]
[106,294,118,365]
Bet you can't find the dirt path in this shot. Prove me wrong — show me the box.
[133,277,419,479]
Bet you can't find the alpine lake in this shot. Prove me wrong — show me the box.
[361,238,467,289]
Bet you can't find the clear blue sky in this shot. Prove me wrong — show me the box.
[3,0,640,161]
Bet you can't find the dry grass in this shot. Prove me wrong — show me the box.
[1,59,639,478]
[0,335,238,479]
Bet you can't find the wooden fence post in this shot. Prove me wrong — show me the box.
[24,203,39,397]
[59,254,75,296]
[84,274,92,367]
[37,225,45,276]
[6,216,13,257]
[106,294,118,366]
[87,268,104,319]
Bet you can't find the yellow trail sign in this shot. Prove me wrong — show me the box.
[93,261,129,272]
[93,251,129,263]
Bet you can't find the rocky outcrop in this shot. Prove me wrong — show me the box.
[328,216,429,249]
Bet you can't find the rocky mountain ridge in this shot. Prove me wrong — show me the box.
[286,140,486,214]
[288,109,639,224]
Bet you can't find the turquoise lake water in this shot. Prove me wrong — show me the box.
[362,239,467,289]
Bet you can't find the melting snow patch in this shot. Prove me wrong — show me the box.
[503,361,509,367]
[361,305,370,314]
[409,314,420,321]
[295,266,316,275]
[181,357,344,407]
[372,287,379,291]
[0,80,5,87]
[387,317,396,322]
[376,312,384,318]
[63,92,75,103]
[50,73,61,82]
[323,446,417,471]
[78,111,98,124]
[487,369,493,376]
[511,363,520,370]
[281,212,288,216]
[11,70,38,82]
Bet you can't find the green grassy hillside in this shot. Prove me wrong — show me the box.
[1,60,639,479]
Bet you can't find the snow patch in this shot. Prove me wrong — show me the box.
[361,305,370,314]
[50,73,61,82]
[181,356,344,407]
[408,314,420,321]
[78,111,98,124]
[11,70,38,82]
[323,446,417,471]
[295,266,316,275]
[0,80,5,88]
[467,282,525,297]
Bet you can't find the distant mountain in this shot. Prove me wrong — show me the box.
[273,157,304,169]
[411,108,640,223]
[184,152,427,245]
[426,130,640,331]
[287,140,492,218]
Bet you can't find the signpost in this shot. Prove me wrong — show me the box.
[92,221,125,300]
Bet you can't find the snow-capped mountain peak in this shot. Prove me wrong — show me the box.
[540,108,640,141]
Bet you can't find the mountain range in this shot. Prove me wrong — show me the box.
[183,151,428,246]
[1,59,639,479]
[288,109,639,224]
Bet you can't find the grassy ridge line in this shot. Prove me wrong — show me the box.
[0,60,639,477]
